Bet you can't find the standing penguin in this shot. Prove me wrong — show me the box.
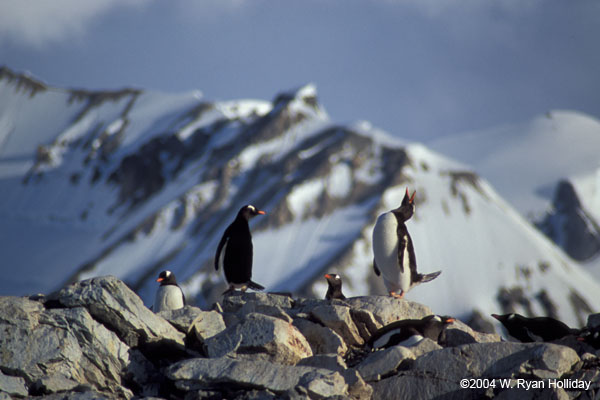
[372,188,441,298]
[153,270,185,312]
[215,204,266,294]
[491,313,579,342]
[324,273,346,300]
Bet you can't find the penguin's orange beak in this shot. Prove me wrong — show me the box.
[404,188,416,203]
[445,317,456,323]
[324,274,332,279]
[258,210,266,215]
[156,277,164,282]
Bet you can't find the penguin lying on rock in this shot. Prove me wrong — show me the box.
[372,188,441,299]
[491,313,580,342]
[367,315,455,350]
[215,205,266,294]
[153,270,185,312]
[324,273,346,300]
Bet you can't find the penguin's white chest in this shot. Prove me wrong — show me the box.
[373,212,411,293]
[154,285,184,312]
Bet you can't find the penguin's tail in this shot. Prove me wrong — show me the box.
[248,280,265,291]
[418,270,441,283]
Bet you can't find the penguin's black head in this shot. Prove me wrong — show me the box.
[392,188,416,221]
[237,204,266,220]
[324,273,342,286]
[492,313,522,325]
[428,315,456,326]
[157,270,177,286]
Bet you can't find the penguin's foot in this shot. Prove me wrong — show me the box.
[389,291,405,299]
[222,285,236,295]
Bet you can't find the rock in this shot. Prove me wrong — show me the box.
[371,372,465,400]
[166,357,350,397]
[0,297,142,398]
[441,319,502,346]
[55,275,185,347]
[292,318,348,356]
[297,354,347,372]
[412,342,580,381]
[0,371,28,397]
[204,313,312,365]
[357,346,415,382]
[221,292,294,313]
[310,304,364,346]
[350,308,382,342]
[343,296,432,325]
[356,338,442,382]
[158,305,204,332]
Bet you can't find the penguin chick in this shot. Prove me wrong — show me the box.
[324,273,346,300]
[215,204,266,294]
[368,315,455,350]
[372,188,441,298]
[154,270,185,312]
[491,313,579,343]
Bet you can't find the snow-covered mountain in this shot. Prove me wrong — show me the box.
[428,111,600,277]
[1,66,599,328]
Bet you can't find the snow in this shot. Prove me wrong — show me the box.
[326,163,352,198]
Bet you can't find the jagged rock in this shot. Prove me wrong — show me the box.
[350,308,382,342]
[204,313,312,365]
[221,292,294,313]
[371,372,463,400]
[54,275,185,347]
[413,342,580,381]
[292,318,348,356]
[343,296,433,325]
[356,338,442,382]
[441,319,502,346]
[357,346,415,382]
[297,354,347,372]
[310,304,364,346]
[159,306,226,343]
[0,297,146,398]
[165,357,357,398]
[0,370,28,397]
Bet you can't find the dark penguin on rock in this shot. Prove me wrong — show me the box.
[368,315,456,350]
[324,273,346,300]
[491,313,580,343]
[153,270,185,312]
[372,188,441,298]
[215,204,266,294]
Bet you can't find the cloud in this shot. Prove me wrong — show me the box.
[0,0,147,48]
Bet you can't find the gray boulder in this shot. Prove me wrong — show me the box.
[310,304,364,346]
[166,357,369,399]
[441,319,502,346]
[344,296,433,325]
[55,275,185,347]
[204,313,312,365]
[292,318,348,356]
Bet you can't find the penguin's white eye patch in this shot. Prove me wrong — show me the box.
[433,315,442,322]
[508,314,515,320]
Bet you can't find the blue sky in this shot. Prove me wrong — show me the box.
[1,0,599,141]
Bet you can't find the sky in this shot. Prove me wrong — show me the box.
[1,0,600,142]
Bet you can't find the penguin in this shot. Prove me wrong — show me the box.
[577,328,600,349]
[491,313,579,342]
[153,270,185,312]
[324,273,346,300]
[367,315,455,349]
[372,188,441,298]
[215,204,266,294]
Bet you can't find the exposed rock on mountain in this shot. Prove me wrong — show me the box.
[1,276,599,399]
[536,180,600,262]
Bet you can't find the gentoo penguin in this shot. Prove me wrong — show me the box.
[324,273,346,300]
[368,315,455,349]
[491,313,579,342]
[372,188,441,298]
[153,270,185,312]
[215,204,266,294]
[578,329,600,349]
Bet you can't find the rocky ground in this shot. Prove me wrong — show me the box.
[0,276,599,399]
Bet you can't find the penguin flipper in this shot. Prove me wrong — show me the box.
[417,270,441,283]
[215,230,230,271]
[373,259,381,276]
[247,280,265,291]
